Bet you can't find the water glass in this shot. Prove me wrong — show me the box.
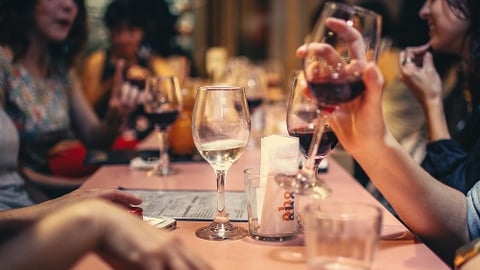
[244,168,298,241]
[303,201,382,270]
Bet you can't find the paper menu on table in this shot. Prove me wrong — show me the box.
[120,188,247,221]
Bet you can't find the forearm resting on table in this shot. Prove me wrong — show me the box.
[0,200,105,269]
[353,133,468,249]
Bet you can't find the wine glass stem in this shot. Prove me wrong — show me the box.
[214,169,228,223]
[301,114,328,179]
[156,127,170,174]
[314,157,323,180]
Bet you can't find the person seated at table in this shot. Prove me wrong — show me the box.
[80,0,175,144]
[0,199,211,270]
[0,0,142,197]
[352,0,462,215]
[398,0,479,195]
[297,0,480,264]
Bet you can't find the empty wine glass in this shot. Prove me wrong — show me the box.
[143,75,182,176]
[276,2,381,196]
[192,85,251,240]
[286,70,338,181]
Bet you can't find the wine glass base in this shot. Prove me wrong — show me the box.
[274,173,331,198]
[147,167,180,177]
[195,221,248,241]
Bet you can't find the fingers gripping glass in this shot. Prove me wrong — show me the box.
[276,2,381,196]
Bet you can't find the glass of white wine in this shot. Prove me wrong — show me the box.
[191,85,251,240]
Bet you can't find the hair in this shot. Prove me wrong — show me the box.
[445,0,480,90]
[0,0,87,67]
[103,0,146,31]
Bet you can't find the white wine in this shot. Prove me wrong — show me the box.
[198,139,246,170]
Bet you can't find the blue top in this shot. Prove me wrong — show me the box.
[466,181,480,239]
[422,138,480,194]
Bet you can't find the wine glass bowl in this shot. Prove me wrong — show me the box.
[191,85,251,240]
[143,75,182,176]
[276,2,381,196]
[286,71,338,176]
[304,2,381,110]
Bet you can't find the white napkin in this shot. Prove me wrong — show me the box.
[129,157,159,170]
[258,134,299,234]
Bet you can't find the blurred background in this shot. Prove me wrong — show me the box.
[84,0,403,84]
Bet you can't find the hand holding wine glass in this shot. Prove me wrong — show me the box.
[276,2,381,196]
[191,85,251,240]
[143,75,182,176]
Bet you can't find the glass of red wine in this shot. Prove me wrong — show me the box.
[286,70,338,181]
[276,2,381,196]
[143,75,182,176]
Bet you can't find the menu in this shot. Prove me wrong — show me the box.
[121,188,248,222]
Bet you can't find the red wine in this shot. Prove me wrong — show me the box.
[145,110,179,131]
[307,78,365,110]
[247,98,263,112]
[289,126,338,157]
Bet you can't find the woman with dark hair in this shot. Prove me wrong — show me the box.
[81,0,174,142]
[0,0,141,196]
[300,0,480,264]
[399,0,480,194]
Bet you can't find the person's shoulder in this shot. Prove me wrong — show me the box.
[83,50,107,66]
[149,54,175,76]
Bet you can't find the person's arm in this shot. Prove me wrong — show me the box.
[0,199,211,270]
[328,64,469,261]
[399,45,451,142]
[69,61,141,149]
[79,51,108,106]
[0,189,142,239]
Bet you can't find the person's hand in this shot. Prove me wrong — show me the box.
[109,60,144,119]
[87,200,211,270]
[0,200,211,270]
[40,188,142,216]
[296,17,367,100]
[296,18,366,62]
[399,43,443,108]
[328,63,387,156]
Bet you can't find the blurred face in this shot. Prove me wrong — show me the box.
[419,0,469,55]
[34,0,78,42]
[109,24,144,59]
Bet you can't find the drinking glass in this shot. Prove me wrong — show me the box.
[286,70,338,181]
[191,85,251,240]
[143,75,182,176]
[276,2,381,196]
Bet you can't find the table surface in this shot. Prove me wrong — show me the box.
[73,143,449,270]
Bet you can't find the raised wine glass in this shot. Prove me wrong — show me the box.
[143,75,182,176]
[286,70,338,181]
[191,85,251,240]
[276,2,381,196]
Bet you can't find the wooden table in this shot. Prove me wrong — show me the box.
[73,145,449,270]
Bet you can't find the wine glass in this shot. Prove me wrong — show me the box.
[143,75,182,176]
[191,85,251,240]
[276,2,381,196]
[286,70,338,180]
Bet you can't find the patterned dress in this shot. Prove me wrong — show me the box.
[0,47,76,174]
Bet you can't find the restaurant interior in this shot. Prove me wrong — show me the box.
[3,0,470,268]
